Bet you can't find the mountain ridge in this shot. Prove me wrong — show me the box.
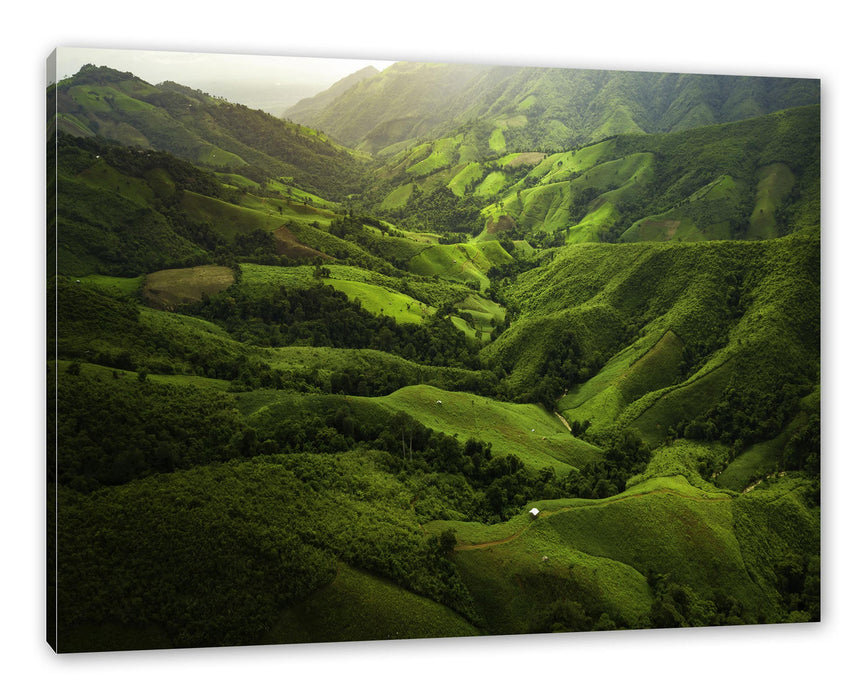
[289,61,819,155]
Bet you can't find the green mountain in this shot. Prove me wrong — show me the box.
[49,64,370,200]
[282,65,380,123]
[291,61,818,155]
[364,104,819,247]
[48,60,820,652]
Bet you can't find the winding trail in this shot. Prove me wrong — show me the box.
[553,410,570,431]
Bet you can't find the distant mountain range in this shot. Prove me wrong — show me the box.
[283,65,380,124]
[284,61,819,155]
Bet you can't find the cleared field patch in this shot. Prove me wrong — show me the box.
[450,293,507,341]
[273,225,331,261]
[380,183,414,211]
[561,330,685,433]
[448,162,484,196]
[77,160,155,208]
[68,84,155,113]
[375,385,600,475]
[143,265,235,309]
[180,191,282,242]
[489,128,507,153]
[499,152,546,169]
[407,135,462,176]
[326,278,434,324]
[476,171,509,199]
[408,241,512,290]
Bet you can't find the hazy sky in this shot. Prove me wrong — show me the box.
[52,47,395,114]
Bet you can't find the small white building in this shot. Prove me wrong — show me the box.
[529,507,540,518]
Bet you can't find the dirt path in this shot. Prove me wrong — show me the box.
[454,531,524,551]
[554,411,570,431]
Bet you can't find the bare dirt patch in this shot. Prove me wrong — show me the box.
[273,225,332,260]
[143,265,235,310]
[505,152,546,168]
[486,215,515,235]
[640,219,680,241]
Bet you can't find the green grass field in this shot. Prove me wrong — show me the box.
[425,469,756,633]
[180,191,283,241]
[408,241,512,290]
[78,274,144,298]
[748,163,796,239]
[374,385,600,475]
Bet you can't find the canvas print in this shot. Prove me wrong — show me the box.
[47,48,820,652]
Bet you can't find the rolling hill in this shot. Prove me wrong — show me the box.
[48,57,820,652]
[50,64,371,200]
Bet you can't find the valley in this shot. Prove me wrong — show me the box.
[47,57,820,651]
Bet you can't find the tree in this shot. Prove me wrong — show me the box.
[438,529,457,555]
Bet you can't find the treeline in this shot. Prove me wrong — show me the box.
[395,185,486,236]
[192,282,483,369]
[674,383,816,454]
[49,369,249,491]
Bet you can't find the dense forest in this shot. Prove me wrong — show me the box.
[48,59,821,652]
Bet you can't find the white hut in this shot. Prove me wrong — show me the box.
[529,507,540,518]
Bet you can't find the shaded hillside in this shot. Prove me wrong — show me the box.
[484,234,819,453]
[49,64,370,200]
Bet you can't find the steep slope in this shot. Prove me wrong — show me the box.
[49,64,370,200]
[295,61,818,155]
[484,234,819,451]
[282,65,380,123]
[370,104,819,245]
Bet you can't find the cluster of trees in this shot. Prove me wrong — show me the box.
[49,370,249,491]
[396,186,485,235]
[54,450,477,649]
[677,383,813,453]
[558,430,651,499]
[193,282,482,369]
[646,571,758,628]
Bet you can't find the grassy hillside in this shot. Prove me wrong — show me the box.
[484,235,819,453]
[51,64,370,200]
[49,59,820,652]
[294,62,817,156]
[374,385,601,475]
[362,105,818,249]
